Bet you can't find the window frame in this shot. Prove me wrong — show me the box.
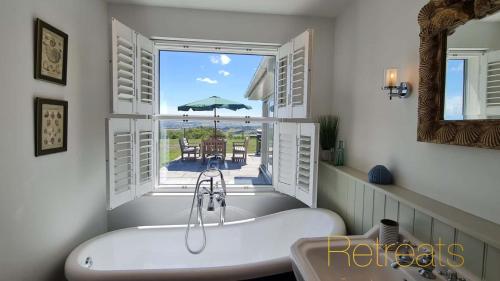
[446,48,488,120]
[152,38,281,193]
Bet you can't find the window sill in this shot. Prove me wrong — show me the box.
[152,185,275,194]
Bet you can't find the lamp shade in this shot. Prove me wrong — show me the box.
[384,68,399,88]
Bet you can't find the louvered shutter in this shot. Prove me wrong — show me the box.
[276,42,292,118]
[486,50,500,117]
[136,34,155,115]
[273,123,297,196]
[295,123,319,207]
[107,118,135,209]
[290,30,312,118]
[112,18,136,114]
[135,119,154,197]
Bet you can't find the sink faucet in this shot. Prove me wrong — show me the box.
[417,249,436,279]
[391,241,415,269]
[439,268,466,281]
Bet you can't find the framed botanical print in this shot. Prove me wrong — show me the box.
[34,18,68,85]
[35,98,68,156]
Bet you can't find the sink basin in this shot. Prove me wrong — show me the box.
[291,237,421,281]
[289,227,464,281]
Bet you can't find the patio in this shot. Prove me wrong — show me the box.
[159,154,271,186]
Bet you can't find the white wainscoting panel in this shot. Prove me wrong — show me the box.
[318,162,500,281]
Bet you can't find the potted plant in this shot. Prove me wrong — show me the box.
[318,115,338,161]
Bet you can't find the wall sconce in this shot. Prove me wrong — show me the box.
[382,68,410,100]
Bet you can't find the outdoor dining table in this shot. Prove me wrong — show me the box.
[200,138,227,162]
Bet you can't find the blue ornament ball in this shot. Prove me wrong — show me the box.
[368,165,394,185]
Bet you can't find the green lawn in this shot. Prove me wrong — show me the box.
[159,137,258,167]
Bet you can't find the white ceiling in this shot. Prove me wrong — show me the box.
[106,0,349,18]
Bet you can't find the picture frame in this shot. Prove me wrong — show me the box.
[34,98,68,156]
[34,18,68,85]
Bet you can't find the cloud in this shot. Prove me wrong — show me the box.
[218,70,230,77]
[445,95,463,116]
[196,77,218,84]
[220,55,231,65]
[210,54,231,65]
[449,64,464,72]
[210,56,220,64]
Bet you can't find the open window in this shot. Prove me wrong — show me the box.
[444,49,500,120]
[111,18,156,115]
[273,123,318,207]
[107,19,156,210]
[107,19,317,209]
[276,30,312,119]
[486,50,500,117]
[107,118,155,210]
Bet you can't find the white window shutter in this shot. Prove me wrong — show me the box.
[136,34,155,115]
[273,123,297,196]
[290,30,312,119]
[486,50,500,117]
[276,42,292,118]
[135,119,154,197]
[107,118,135,210]
[295,123,319,207]
[112,18,136,114]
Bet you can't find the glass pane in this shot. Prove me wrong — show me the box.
[158,120,272,187]
[444,59,465,120]
[159,51,275,118]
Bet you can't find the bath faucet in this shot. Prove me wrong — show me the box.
[198,177,226,220]
[185,166,227,254]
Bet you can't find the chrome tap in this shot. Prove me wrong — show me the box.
[185,165,227,254]
[417,249,436,279]
[391,242,415,268]
[398,243,415,266]
[439,268,466,281]
[199,175,226,223]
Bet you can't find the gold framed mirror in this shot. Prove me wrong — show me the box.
[418,0,500,149]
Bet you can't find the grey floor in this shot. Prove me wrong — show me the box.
[159,154,271,186]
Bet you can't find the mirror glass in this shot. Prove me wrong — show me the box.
[444,12,500,120]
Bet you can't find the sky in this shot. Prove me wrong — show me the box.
[444,59,465,120]
[159,51,266,117]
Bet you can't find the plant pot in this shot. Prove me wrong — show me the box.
[320,149,333,161]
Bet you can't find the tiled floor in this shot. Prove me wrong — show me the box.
[159,154,271,186]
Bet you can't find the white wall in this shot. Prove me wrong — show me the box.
[448,21,500,50]
[0,0,109,280]
[108,3,335,118]
[331,0,500,224]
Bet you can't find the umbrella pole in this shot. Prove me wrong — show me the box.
[214,108,217,138]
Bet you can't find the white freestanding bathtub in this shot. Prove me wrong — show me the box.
[65,208,345,281]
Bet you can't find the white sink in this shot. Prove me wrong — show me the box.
[290,227,472,281]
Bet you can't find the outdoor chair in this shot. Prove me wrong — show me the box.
[232,137,249,163]
[201,137,226,162]
[179,138,199,160]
